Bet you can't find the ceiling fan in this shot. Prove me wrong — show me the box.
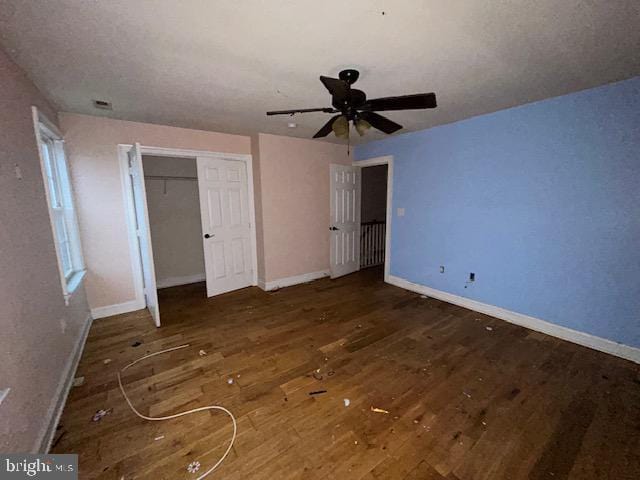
[266,69,437,139]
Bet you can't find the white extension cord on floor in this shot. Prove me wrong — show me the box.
[117,344,237,479]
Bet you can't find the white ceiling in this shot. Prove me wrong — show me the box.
[1,1,639,144]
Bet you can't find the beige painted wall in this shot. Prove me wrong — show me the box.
[254,133,351,282]
[0,48,90,452]
[59,113,251,309]
[142,155,205,287]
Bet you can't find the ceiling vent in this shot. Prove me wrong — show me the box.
[92,99,112,110]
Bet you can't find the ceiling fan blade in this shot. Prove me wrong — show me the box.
[359,111,402,134]
[313,115,342,138]
[320,76,349,102]
[266,107,335,116]
[361,93,437,112]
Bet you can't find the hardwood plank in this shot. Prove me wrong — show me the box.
[52,267,640,479]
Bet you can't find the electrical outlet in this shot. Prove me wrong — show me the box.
[439,266,445,273]
[0,388,10,407]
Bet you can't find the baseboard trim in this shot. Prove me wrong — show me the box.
[156,273,206,289]
[261,270,330,291]
[386,275,640,364]
[91,299,144,319]
[36,314,93,453]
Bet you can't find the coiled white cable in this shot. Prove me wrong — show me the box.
[117,344,237,479]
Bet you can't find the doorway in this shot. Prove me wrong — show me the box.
[357,156,393,280]
[143,155,205,290]
[360,163,388,274]
[329,156,393,280]
[120,144,258,327]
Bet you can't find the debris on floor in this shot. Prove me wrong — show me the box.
[309,390,327,396]
[131,341,142,347]
[103,358,112,365]
[187,461,201,474]
[227,378,234,385]
[327,370,335,377]
[463,391,472,398]
[370,406,390,414]
[420,295,428,299]
[92,408,112,422]
[485,326,493,331]
[198,350,207,356]
[72,376,85,387]
[154,435,165,441]
[118,343,236,478]
[343,398,350,407]
[313,369,323,381]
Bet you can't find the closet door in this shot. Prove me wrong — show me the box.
[196,157,253,297]
[128,143,160,326]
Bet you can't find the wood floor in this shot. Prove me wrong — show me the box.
[53,268,640,479]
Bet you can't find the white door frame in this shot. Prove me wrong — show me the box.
[118,145,258,310]
[353,155,393,282]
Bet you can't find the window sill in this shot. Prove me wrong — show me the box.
[64,269,86,306]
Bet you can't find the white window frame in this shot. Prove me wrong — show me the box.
[32,107,86,305]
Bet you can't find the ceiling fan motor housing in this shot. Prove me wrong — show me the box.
[333,88,367,115]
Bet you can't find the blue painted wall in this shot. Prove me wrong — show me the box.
[355,77,640,348]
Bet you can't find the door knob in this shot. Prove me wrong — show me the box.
[329,226,340,231]
[204,233,214,238]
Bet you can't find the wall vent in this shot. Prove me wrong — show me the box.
[92,99,112,110]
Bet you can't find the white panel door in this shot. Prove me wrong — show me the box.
[330,164,361,278]
[197,157,253,297]
[128,143,160,327]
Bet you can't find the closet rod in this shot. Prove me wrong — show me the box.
[144,175,197,181]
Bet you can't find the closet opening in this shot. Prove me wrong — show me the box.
[121,144,258,327]
[142,155,206,290]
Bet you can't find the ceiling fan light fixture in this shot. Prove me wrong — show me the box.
[332,115,349,138]
[355,118,371,136]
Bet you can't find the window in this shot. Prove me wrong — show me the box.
[33,107,85,303]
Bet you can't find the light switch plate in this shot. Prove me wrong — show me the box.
[397,207,405,217]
